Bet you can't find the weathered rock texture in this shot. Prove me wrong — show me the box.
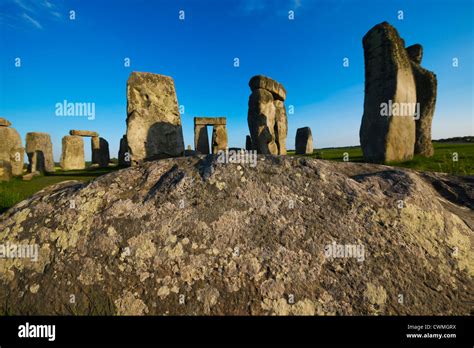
[0,117,12,127]
[295,127,313,155]
[360,22,417,163]
[0,161,12,181]
[25,132,55,173]
[91,137,110,168]
[70,130,99,137]
[248,76,288,155]
[406,44,437,157]
[126,72,185,165]
[60,135,85,170]
[0,156,472,315]
[0,119,24,176]
[212,125,228,154]
[118,135,130,167]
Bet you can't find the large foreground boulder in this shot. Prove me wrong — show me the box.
[360,22,417,163]
[126,72,185,165]
[0,157,471,315]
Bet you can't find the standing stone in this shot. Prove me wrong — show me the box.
[248,88,278,154]
[295,127,313,155]
[211,125,228,154]
[25,132,55,173]
[406,44,437,157]
[118,135,130,166]
[274,100,288,155]
[91,136,110,168]
[0,161,12,182]
[60,136,85,170]
[359,22,417,163]
[245,135,253,151]
[247,75,287,155]
[126,72,185,165]
[0,119,24,176]
[194,125,210,154]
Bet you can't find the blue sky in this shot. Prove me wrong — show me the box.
[1,0,472,161]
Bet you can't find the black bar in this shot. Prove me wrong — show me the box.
[0,316,471,346]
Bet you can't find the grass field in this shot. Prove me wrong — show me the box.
[290,142,474,175]
[1,142,473,213]
[0,166,120,213]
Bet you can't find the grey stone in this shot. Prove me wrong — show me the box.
[118,135,130,167]
[0,117,11,127]
[91,137,110,168]
[60,135,85,170]
[0,157,472,315]
[126,72,185,165]
[295,127,313,155]
[0,126,24,176]
[249,75,287,101]
[194,125,210,154]
[212,125,228,154]
[245,135,253,151]
[70,130,99,137]
[406,44,437,157]
[25,132,55,173]
[360,22,417,163]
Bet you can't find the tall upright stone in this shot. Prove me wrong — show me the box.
[406,44,437,157]
[25,132,55,173]
[118,135,130,166]
[245,135,253,151]
[247,75,287,155]
[194,125,210,154]
[91,136,110,168]
[359,22,417,163]
[212,125,228,154]
[126,72,185,165]
[0,118,24,176]
[295,127,313,155]
[60,135,85,170]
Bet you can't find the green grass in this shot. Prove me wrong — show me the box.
[0,166,120,213]
[288,142,474,175]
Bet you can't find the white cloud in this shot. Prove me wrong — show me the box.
[22,13,42,29]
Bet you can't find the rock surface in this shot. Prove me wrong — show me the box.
[0,156,472,315]
[295,127,313,155]
[60,135,85,170]
[406,44,437,157]
[25,132,55,173]
[126,72,185,165]
[0,124,24,176]
[360,22,417,163]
